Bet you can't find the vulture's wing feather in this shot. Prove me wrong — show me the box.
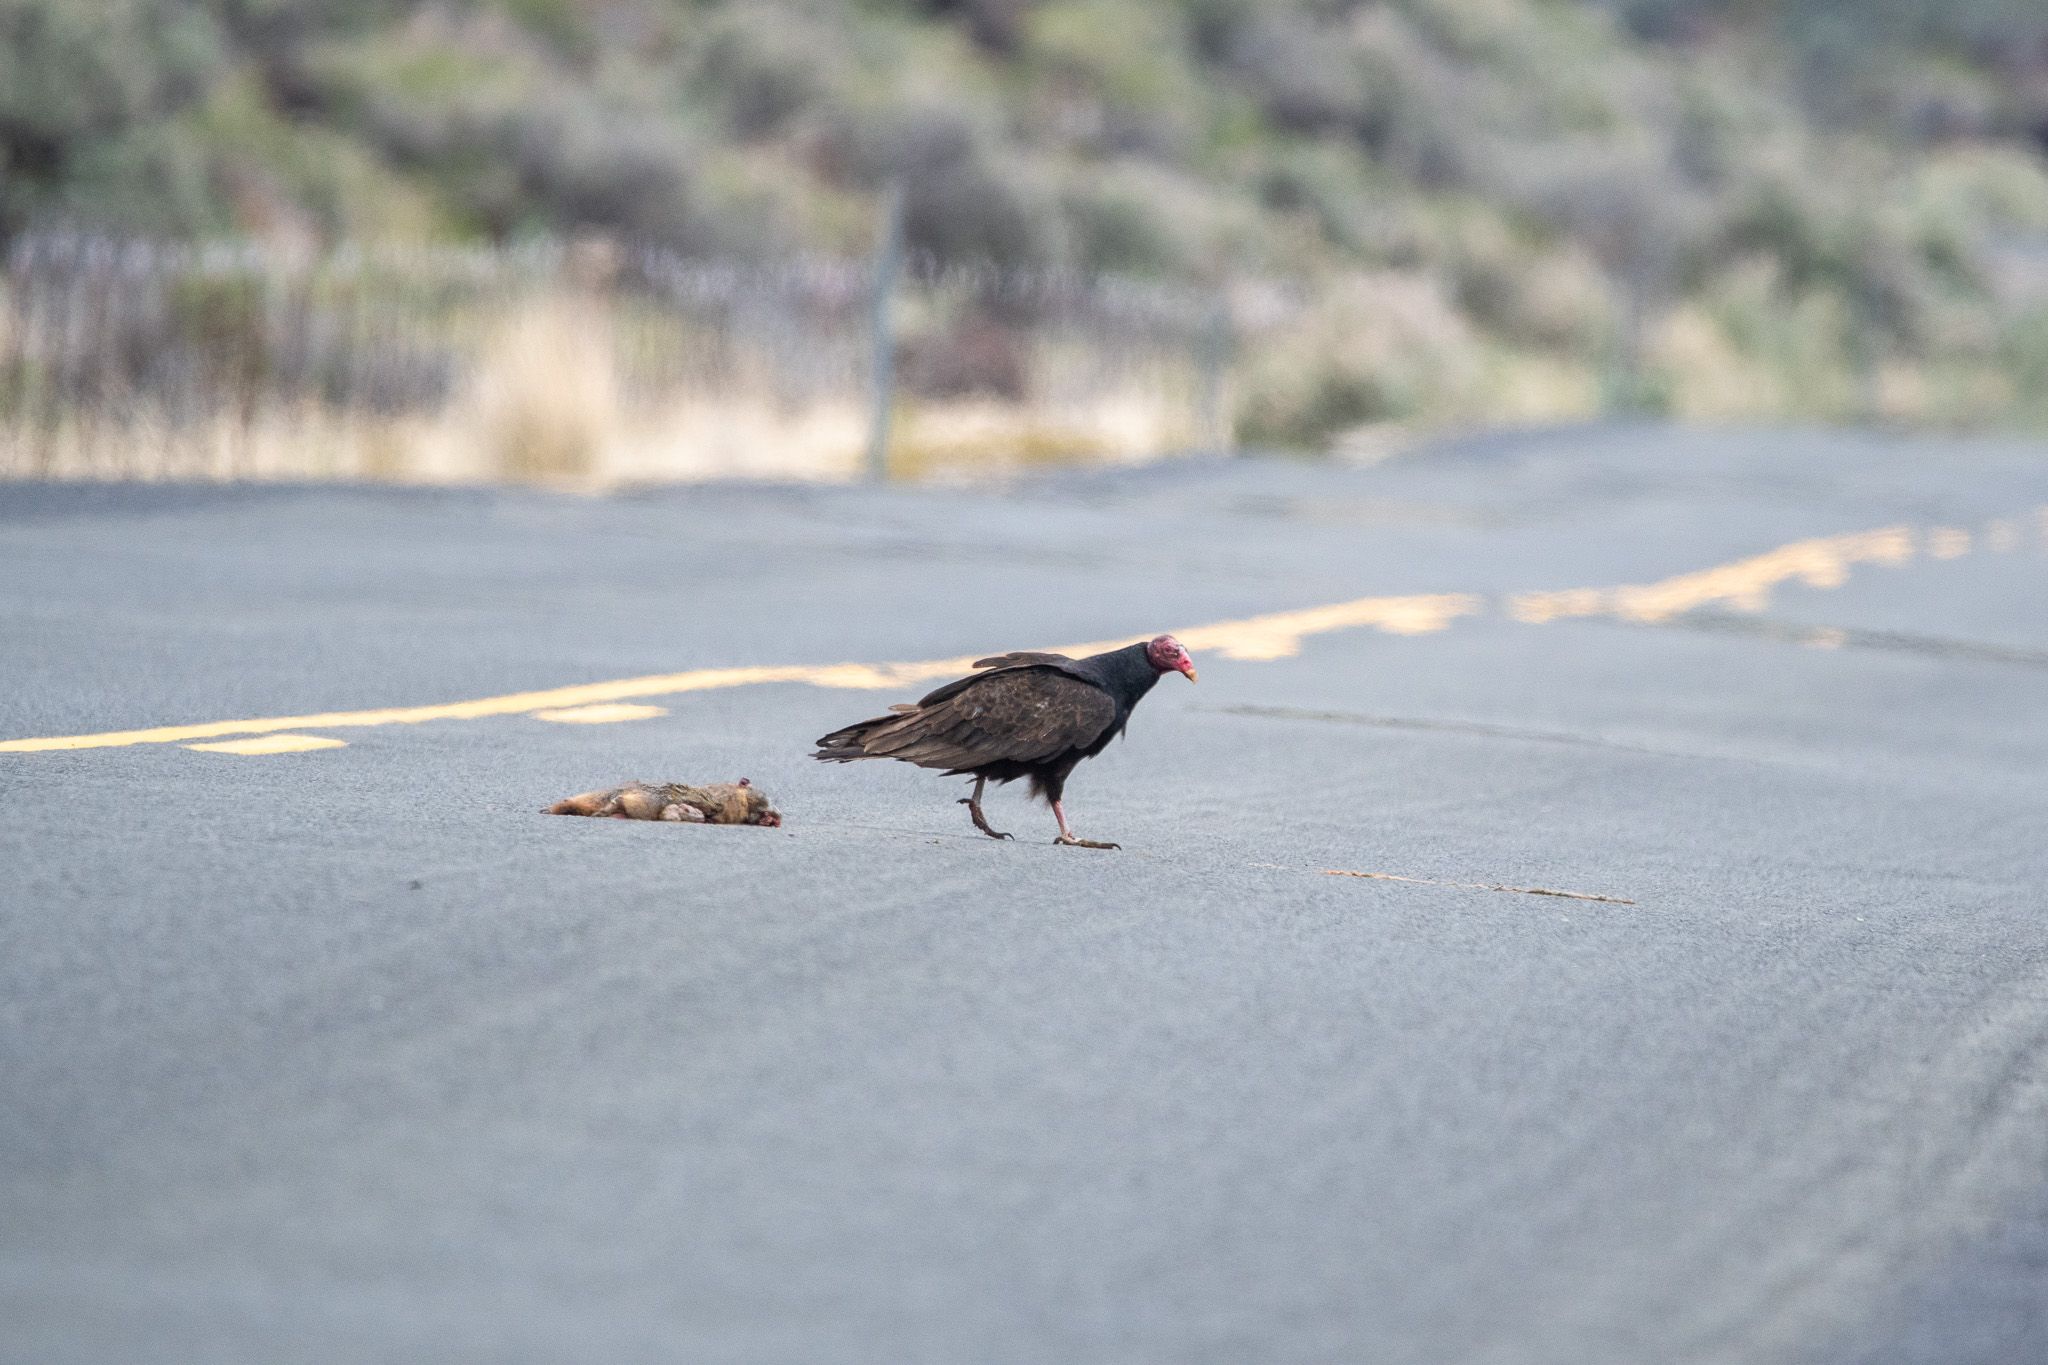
[971,650,1073,670]
[862,667,1115,771]
[917,651,1083,708]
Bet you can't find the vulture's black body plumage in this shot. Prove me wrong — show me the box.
[814,637,1195,847]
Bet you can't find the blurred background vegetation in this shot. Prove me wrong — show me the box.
[4,0,2048,472]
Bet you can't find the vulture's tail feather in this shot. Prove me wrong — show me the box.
[813,714,897,762]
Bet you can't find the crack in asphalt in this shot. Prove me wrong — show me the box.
[1205,702,1754,765]
[1315,866,1638,904]
[1657,611,2048,669]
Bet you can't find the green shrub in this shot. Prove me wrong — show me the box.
[1237,363,1409,451]
[1225,10,1371,138]
[696,8,842,141]
[1065,168,1199,274]
[6,0,2048,444]
[0,0,228,233]
[823,93,1067,266]
[1234,270,1474,451]
[1022,0,1202,157]
[1999,307,2048,430]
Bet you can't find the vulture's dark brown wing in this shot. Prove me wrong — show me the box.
[971,650,1074,670]
[915,651,1084,709]
[851,666,1116,772]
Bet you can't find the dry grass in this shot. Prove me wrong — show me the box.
[0,277,1213,485]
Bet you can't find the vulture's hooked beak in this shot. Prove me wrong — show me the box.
[1179,663,1198,683]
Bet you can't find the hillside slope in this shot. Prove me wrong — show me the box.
[5,0,2048,443]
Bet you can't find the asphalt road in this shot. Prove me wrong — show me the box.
[3,424,2046,1364]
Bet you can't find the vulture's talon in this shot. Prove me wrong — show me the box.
[1054,835,1121,851]
[958,796,1013,841]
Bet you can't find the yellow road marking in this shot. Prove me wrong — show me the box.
[1509,526,1915,625]
[0,663,946,754]
[1,513,2030,756]
[531,702,670,724]
[184,733,349,755]
[1177,593,1481,660]
[1927,527,1972,560]
[0,595,1476,754]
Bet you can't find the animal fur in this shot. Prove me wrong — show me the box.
[545,779,781,826]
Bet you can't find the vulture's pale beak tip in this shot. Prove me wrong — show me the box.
[1181,665,1198,683]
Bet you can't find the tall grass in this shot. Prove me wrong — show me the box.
[0,234,1224,484]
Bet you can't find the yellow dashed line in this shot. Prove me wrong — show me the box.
[1510,526,1916,625]
[1802,626,1850,651]
[1927,527,1972,560]
[531,702,670,724]
[1,512,2032,756]
[184,734,349,755]
[0,663,931,754]
[0,595,1478,753]
[1177,593,1481,659]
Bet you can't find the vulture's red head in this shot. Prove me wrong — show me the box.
[1145,634,1198,682]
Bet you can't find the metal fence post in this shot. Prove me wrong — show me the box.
[1849,280,1881,425]
[1196,294,1232,455]
[865,181,905,482]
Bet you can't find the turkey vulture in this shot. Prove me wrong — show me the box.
[813,635,1197,849]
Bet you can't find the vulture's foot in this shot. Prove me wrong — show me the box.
[958,797,1014,841]
[1049,798,1117,849]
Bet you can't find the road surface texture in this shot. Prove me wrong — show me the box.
[3,424,2045,1363]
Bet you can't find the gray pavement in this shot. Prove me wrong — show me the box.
[2,424,2046,1363]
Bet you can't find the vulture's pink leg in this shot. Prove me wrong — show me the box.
[1051,799,1119,850]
